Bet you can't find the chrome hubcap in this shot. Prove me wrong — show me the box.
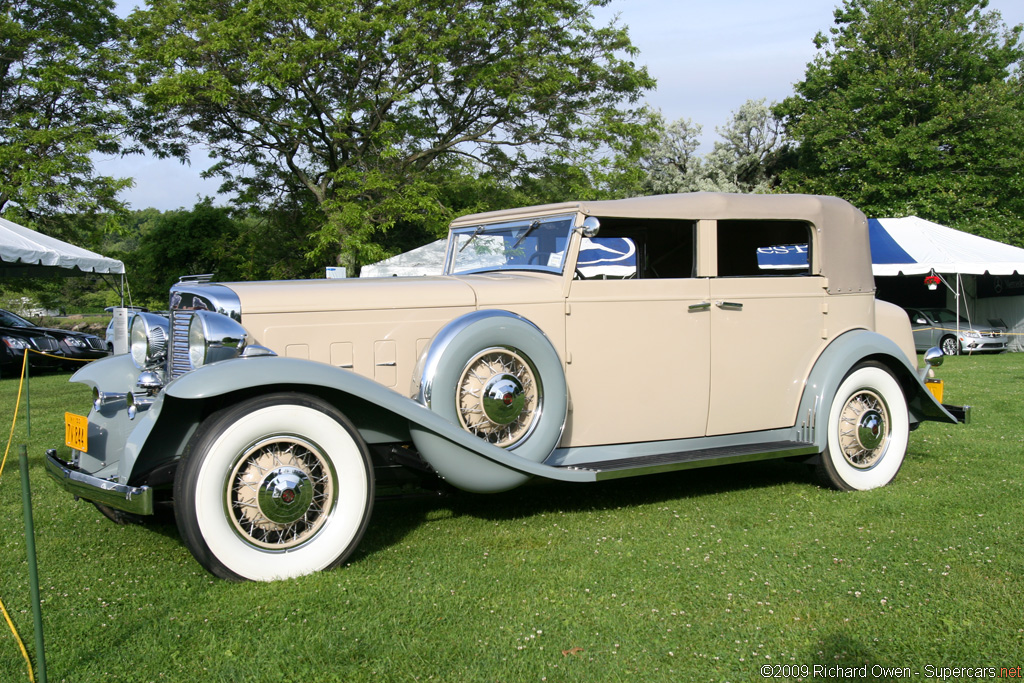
[838,389,890,469]
[482,374,526,425]
[227,437,335,550]
[457,347,541,448]
[256,466,314,525]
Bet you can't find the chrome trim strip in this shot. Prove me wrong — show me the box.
[45,449,154,515]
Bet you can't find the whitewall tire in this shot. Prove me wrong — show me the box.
[816,363,909,491]
[174,393,374,581]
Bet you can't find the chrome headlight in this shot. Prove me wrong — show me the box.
[129,313,170,368]
[2,336,31,350]
[188,310,248,369]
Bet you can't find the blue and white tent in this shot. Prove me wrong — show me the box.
[869,217,1024,352]
[869,216,1024,277]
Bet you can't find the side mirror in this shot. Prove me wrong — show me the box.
[580,216,600,238]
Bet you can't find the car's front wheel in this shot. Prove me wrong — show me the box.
[816,363,909,491]
[940,335,960,356]
[174,393,374,581]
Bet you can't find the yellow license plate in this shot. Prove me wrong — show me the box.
[65,412,88,452]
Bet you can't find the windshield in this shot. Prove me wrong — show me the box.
[930,309,968,324]
[446,215,576,275]
[0,310,33,327]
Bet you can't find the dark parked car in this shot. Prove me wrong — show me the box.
[905,307,1008,355]
[0,309,109,370]
[1,320,64,378]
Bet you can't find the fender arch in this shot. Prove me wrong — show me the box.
[797,330,957,452]
[131,355,583,493]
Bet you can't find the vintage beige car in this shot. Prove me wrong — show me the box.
[47,193,968,581]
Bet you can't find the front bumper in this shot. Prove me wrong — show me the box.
[45,449,153,515]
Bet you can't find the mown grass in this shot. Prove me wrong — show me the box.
[1,355,1022,682]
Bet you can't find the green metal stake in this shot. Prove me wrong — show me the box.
[19,445,48,683]
[25,352,31,438]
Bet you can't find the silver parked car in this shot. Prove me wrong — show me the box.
[905,307,1007,355]
[47,193,969,582]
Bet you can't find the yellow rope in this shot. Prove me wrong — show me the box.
[1,351,37,682]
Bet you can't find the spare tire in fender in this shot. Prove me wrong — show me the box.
[415,310,568,478]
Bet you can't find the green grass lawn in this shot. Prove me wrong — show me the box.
[2,355,1022,682]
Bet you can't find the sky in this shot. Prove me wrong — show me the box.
[105,0,1024,211]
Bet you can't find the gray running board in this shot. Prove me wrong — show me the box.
[556,440,819,481]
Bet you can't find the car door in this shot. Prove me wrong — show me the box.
[905,308,933,351]
[562,225,711,447]
[704,219,830,436]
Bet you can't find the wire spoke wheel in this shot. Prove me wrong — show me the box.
[227,436,336,551]
[817,363,909,491]
[457,347,541,448]
[174,393,373,581]
[837,389,890,470]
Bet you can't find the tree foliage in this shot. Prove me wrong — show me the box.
[128,0,657,272]
[642,100,784,194]
[775,0,1024,243]
[125,200,245,303]
[0,0,133,219]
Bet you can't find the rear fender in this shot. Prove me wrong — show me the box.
[797,330,958,452]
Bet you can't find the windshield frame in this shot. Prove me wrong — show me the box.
[444,213,578,276]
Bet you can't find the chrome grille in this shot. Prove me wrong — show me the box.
[170,310,194,378]
[86,337,106,350]
[32,337,60,352]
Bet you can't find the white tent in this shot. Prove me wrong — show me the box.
[869,217,1024,277]
[359,239,447,277]
[869,217,1024,352]
[1,215,125,276]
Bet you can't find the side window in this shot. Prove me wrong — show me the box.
[578,237,637,279]
[716,220,812,277]
[578,218,696,280]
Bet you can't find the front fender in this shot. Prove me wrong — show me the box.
[797,330,958,452]
[160,356,591,492]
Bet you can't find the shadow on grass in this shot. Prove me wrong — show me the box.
[73,456,820,571]
[359,458,817,559]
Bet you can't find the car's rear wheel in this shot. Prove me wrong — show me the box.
[940,335,960,356]
[174,392,374,581]
[816,363,909,491]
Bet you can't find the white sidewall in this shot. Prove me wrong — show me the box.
[825,366,909,491]
[192,405,370,581]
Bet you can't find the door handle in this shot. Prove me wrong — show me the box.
[688,302,711,312]
[716,301,743,311]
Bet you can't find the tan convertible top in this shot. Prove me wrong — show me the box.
[450,192,874,294]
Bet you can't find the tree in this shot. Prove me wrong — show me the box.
[701,99,784,194]
[775,0,1024,243]
[0,0,134,219]
[640,113,705,194]
[129,0,657,273]
[642,100,784,194]
[126,200,245,303]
